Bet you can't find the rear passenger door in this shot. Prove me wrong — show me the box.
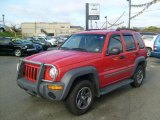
[122,33,138,76]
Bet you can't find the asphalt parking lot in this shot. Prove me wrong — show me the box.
[1,52,160,120]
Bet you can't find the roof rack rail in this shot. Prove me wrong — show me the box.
[116,28,137,31]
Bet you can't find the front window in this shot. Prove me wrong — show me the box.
[60,34,106,53]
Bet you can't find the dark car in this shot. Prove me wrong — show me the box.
[0,37,36,56]
[23,40,43,53]
[27,37,51,51]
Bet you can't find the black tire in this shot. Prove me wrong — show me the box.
[43,47,48,51]
[130,65,145,88]
[146,48,152,57]
[14,49,22,57]
[65,80,94,115]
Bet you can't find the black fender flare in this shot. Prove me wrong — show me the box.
[132,56,147,76]
[60,66,100,100]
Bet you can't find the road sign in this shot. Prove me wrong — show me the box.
[88,3,100,20]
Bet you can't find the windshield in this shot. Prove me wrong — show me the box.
[12,40,23,44]
[60,34,106,53]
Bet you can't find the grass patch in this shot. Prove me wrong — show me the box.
[0,32,15,37]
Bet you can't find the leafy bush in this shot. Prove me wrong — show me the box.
[0,31,15,37]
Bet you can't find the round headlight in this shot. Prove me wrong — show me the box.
[22,46,27,49]
[49,66,58,80]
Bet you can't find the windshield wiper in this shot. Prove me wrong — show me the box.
[59,47,70,50]
[71,48,87,52]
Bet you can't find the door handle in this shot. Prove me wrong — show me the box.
[119,55,125,59]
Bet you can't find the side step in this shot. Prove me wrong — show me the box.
[100,79,134,96]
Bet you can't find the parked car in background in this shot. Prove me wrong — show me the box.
[151,35,160,58]
[140,32,159,56]
[55,36,68,46]
[27,37,51,51]
[45,36,58,46]
[0,37,36,56]
[23,40,43,53]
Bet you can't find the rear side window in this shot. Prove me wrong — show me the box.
[123,34,136,51]
[135,33,145,49]
[107,35,123,54]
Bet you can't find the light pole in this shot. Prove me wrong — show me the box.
[2,14,5,25]
[105,16,107,29]
[127,0,131,28]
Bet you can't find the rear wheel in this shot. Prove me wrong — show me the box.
[65,80,94,115]
[130,65,145,88]
[14,49,22,57]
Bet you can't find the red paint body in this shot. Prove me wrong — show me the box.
[25,30,147,88]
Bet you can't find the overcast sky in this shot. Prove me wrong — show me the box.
[0,0,160,28]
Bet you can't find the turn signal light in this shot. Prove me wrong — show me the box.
[48,85,63,90]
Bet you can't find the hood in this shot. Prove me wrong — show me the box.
[25,50,101,68]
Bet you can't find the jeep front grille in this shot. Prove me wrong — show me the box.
[24,63,40,82]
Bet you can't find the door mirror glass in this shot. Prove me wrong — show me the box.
[108,48,120,55]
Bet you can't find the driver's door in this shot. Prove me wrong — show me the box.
[102,34,130,86]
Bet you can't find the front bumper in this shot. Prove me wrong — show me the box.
[17,78,64,100]
[17,59,64,100]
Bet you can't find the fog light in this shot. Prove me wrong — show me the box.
[48,85,63,90]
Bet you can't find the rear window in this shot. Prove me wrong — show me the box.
[123,34,136,51]
[155,36,160,45]
[135,33,145,49]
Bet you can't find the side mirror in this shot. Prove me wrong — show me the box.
[108,48,121,55]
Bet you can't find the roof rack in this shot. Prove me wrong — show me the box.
[116,28,137,31]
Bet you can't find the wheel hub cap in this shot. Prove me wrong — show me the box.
[76,87,92,110]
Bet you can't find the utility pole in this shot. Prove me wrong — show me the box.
[105,16,107,29]
[127,0,131,28]
[2,14,5,25]
[85,3,89,30]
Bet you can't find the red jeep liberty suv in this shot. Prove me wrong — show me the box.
[17,29,147,115]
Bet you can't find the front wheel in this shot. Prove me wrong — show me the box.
[14,49,22,57]
[65,80,94,115]
[130,65,145,88]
